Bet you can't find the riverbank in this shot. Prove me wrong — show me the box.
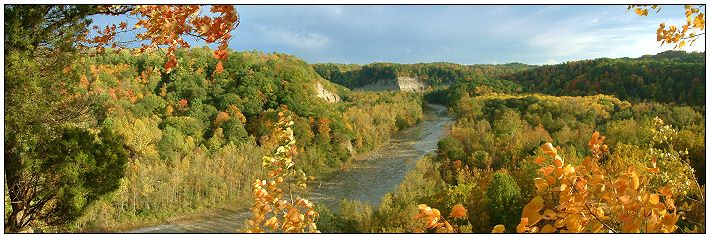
[114,103,449,233]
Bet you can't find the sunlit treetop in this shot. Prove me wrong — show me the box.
[78,5,239,74]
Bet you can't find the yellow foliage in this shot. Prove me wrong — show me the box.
[513,131,681,233]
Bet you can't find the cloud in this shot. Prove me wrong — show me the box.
[255,26,331,50]
[230,5,705,64]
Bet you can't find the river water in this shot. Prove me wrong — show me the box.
[130,104,451,233]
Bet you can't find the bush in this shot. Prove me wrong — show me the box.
[486,172,522,231]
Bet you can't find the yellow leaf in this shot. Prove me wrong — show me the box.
[492,224,506,233]
[631,171,640,190]
[264,216,278,229]
[432,208,441,218]
[634,8,648,16]
[534,178,548,192]
[554,218,566,228]
[562,164,575,176]
[522,196,544,226]
[543,209,557,220]
[540,224,556,233]
[661,214,678,231]
[622,219,640,233]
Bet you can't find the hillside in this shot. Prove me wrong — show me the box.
[505,51,705,106]
[63,48,426,231]
[312,62,535,90]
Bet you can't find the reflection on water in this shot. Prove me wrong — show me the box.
[130,104,451,233]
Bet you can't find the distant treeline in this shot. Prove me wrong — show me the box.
[313,51,705,106]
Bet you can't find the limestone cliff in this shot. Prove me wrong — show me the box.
[315,82,341,103]
[355,77,426,92]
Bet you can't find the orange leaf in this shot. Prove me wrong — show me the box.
[449,204,467,219]
[214,49,228,60]
[534,178,548,192]
[215,61,225,74]
[658,185,673,198]
[534,156,546,165]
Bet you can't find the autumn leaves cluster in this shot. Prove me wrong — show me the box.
[412,204,468,233]
[630,5,705,49]
[79,5,238,74]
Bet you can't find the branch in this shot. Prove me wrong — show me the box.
[681,32,705,40]
[567,177,617,233]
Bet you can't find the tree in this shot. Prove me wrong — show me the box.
[4,5,239,232]
[486,172,522,231]
[5,127,128,232]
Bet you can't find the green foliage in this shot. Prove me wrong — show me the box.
[436,137,466,162]
[505,51,705,105]
[313,62,533,90]
[486,172,522,231]
[493,110,523,137]
[41,48,428,231]
[4,5,132,232]
[220,119,249,145]
[40,127,129,226]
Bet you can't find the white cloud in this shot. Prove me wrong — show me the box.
[256,26,331,50]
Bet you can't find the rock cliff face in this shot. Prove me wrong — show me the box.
[315,82,341,103]
[396,77,426,92]
[355,77,426,92]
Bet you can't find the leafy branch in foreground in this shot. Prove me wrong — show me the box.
[629,5,705,49]
[516,125,685,233]
[246,107,319,233]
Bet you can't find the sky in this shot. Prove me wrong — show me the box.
[92,5,706,65]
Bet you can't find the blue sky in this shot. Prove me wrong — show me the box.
[92,5,706,65]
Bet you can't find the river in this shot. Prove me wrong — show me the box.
[130,103,451,233]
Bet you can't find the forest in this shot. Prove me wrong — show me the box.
[3,4,706,234]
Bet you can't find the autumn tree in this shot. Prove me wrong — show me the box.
[4,5,239,232]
